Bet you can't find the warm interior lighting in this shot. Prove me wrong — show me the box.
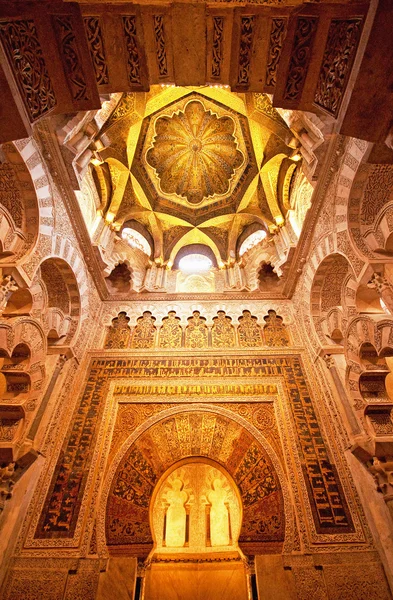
[239,230,267,256]
[291,150,302,162]
[178,254,213,273]
[121,228,151,255]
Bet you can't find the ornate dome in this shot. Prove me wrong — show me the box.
[146,100,244,205]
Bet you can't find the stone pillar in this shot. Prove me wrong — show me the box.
[322,354,361,437]
[142,264,167,292]
[225,263,248,291]
[367,272,393,313]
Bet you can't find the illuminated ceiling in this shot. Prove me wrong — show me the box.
[137,93,254,213]
[91,87,297,265]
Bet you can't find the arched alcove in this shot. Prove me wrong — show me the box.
[310,253,356,344]
[150,459,242,555]
[38,257,81,346]
[104,409,286,557]
[0,144,40,263]
[105,262,133,294]
[258,262,281,291]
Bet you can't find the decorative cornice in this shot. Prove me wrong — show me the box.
[104,291,289,302]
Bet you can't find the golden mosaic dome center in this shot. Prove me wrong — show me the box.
[146,100,244,205]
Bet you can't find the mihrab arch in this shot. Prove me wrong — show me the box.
[103,406,287,557]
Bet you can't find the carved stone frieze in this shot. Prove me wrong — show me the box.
[211,17,224,79]
[314,19,362,116]
[284,18,317,102]
[0,20,56,120]
[153,15,168,78]
[53,16,89,102]
[122,16,141,85]
[83,17,109,86]
[266,18,287,89]
[237,16,254,86]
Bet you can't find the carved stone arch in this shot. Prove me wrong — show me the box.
[29,234,89,321]
[105,260,133,295]
[310,252,356,345]
[347,159,393,259]
[104,312,131,349]
[0,317,46,455]
[120,219,154,258]
[35,257,82,346]
[0,317,46,366]
[377,205,393,255]
[243,242,280,291]
[325,307,345,343]
[99,404,290,557]
[263,309,290,347]
[236,222,268,259]
[0,142,44,264]
[103,245,148,293]
[102,305,132,327]
[345,316,393,412]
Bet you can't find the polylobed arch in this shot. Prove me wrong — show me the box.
[101,406,288,558]
[105,261,133,294]
[345,316,393,413]
[310,253,356,344]
[0,317,46,459]
[35,257,81,346]
[347,162,393,259]
[0,143,40,263]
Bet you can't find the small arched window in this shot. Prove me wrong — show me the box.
[178,254,213,274]
[239,230,267,256]
[121,227,151,255]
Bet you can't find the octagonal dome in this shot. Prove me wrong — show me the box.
[132,92,257,223]
[146,99,245,205]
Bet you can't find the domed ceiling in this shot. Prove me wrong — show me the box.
[89,87,296,265]
[132,92,257,221]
